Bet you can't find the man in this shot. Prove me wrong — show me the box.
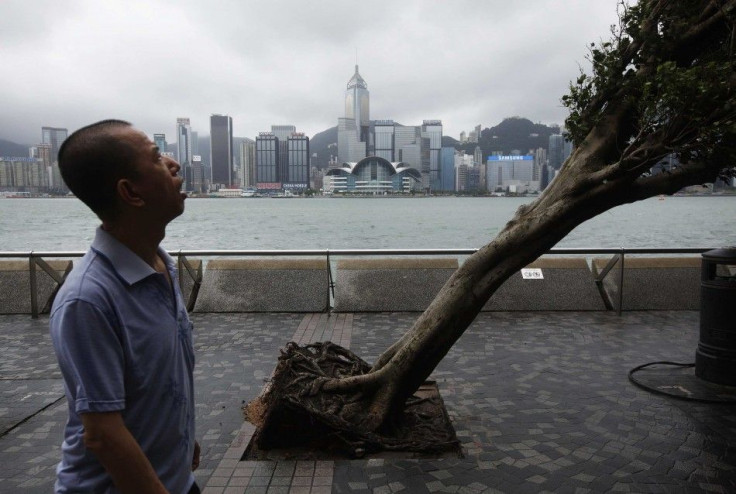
[50,120,200,493]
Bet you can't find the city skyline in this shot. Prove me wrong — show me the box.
[1,1,622,145]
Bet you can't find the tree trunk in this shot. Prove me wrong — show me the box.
[248,1,735,451]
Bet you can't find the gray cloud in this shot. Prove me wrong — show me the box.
[1,0,621,145]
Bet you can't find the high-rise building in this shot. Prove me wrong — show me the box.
[338,65,371,163]
[486,155,537,192]
[237,138,256,189]
[0,157,47,192]
[210,114,233,189]
[29,144,52,191]
[271,125,296,185]
[286,133,310,192]
[422,120,443,191]
[374,120,395,161]
[255,133,279,191]
[191,155,205,194]
[440,147,455,193]
[176,118,193,190]
[42,126,68,192]
[153,134,167,154]
[335,65,442,191]
[345,65,370,140]
[548,134,573,169]
[254,126,310,193]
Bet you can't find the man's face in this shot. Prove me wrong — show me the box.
[116,127,187,223]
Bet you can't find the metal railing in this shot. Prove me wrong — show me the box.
[0,247,710,318]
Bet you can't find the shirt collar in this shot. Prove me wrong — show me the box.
[90,226,174,285]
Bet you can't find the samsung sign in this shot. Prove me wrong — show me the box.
[488,155,533,161]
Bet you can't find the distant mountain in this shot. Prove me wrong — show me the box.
[0,139,31,157]
[458,117,561,157]
[309,126,337,169]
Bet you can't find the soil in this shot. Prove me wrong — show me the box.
[242,381,462,461]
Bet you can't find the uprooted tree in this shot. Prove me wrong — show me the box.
[247,0,736,454]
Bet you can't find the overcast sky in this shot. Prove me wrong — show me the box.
[2,0,622,146]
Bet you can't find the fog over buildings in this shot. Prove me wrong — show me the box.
[1,0,621,145]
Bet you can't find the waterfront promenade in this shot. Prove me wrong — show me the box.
[2,310,736,493]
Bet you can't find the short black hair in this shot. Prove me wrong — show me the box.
[58,119,140,220]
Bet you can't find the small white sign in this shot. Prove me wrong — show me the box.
[521,268,544,279]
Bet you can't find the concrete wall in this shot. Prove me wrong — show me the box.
[194,258,329,313]
[483,257,606,311]
[592,256,701,310]
[333,258,458,312]
[0,260,72,314]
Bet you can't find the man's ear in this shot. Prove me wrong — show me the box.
[116,178,145,207]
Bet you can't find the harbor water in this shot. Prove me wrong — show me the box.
[0,196,734,252]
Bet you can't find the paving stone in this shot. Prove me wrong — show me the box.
[5,311,736,493]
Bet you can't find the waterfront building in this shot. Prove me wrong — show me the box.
[374,120,395,161]
[467,167,482,192]
[191,155,205,194]
[153,134,167,154]
[255,133,279,192]
[210,114,233,189]
[473,146,486,191]
[29,144,52,190]
[421,120,443,192]
[286,133,310,192]
[237,138,256,189]
[310,167,325,191]
[254,126,310,193]
[325,156,421,194]
[271,125,296,188]
[486,155,540,193]
[0,157,47,192]
[455,163,468,192]
[548,134,573,170]
[176,118,194,191]
[42,126,68,193]
[459,131,467,143]
[335,66,443,190]
[440,147,455,192]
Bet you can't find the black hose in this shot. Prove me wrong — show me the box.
[628,361,736,404]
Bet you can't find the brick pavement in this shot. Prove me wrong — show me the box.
[2,311,736,493]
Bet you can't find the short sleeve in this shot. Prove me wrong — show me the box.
[50,299,126,414]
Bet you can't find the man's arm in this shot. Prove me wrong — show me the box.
[81,411,168,494]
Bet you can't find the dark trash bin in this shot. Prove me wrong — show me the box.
[696,247,736,385]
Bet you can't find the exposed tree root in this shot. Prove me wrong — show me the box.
[245,341,459,458]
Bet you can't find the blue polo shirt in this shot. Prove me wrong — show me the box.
[50,227,196,493]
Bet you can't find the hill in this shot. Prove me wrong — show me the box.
[309,126,337,169]
[457,117,560,157]
[0,139,31,157]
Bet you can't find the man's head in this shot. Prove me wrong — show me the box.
[59,120,185,223]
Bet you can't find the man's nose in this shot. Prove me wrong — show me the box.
[166,157,181,175]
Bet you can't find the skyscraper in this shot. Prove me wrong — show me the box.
[237,138,256,189]
[42,126,68,192]
[334,65,443,192]
[337,65,370,163]
[210,114,233,189]
[256,133,279,191]
[254,126,310,193]
[176,118,193,190]
[421,120,443,191]
[153,134,167,153]
[286,133,310,191]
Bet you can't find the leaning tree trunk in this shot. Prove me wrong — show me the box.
[249,120,700,449]
[249,0,735,452]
